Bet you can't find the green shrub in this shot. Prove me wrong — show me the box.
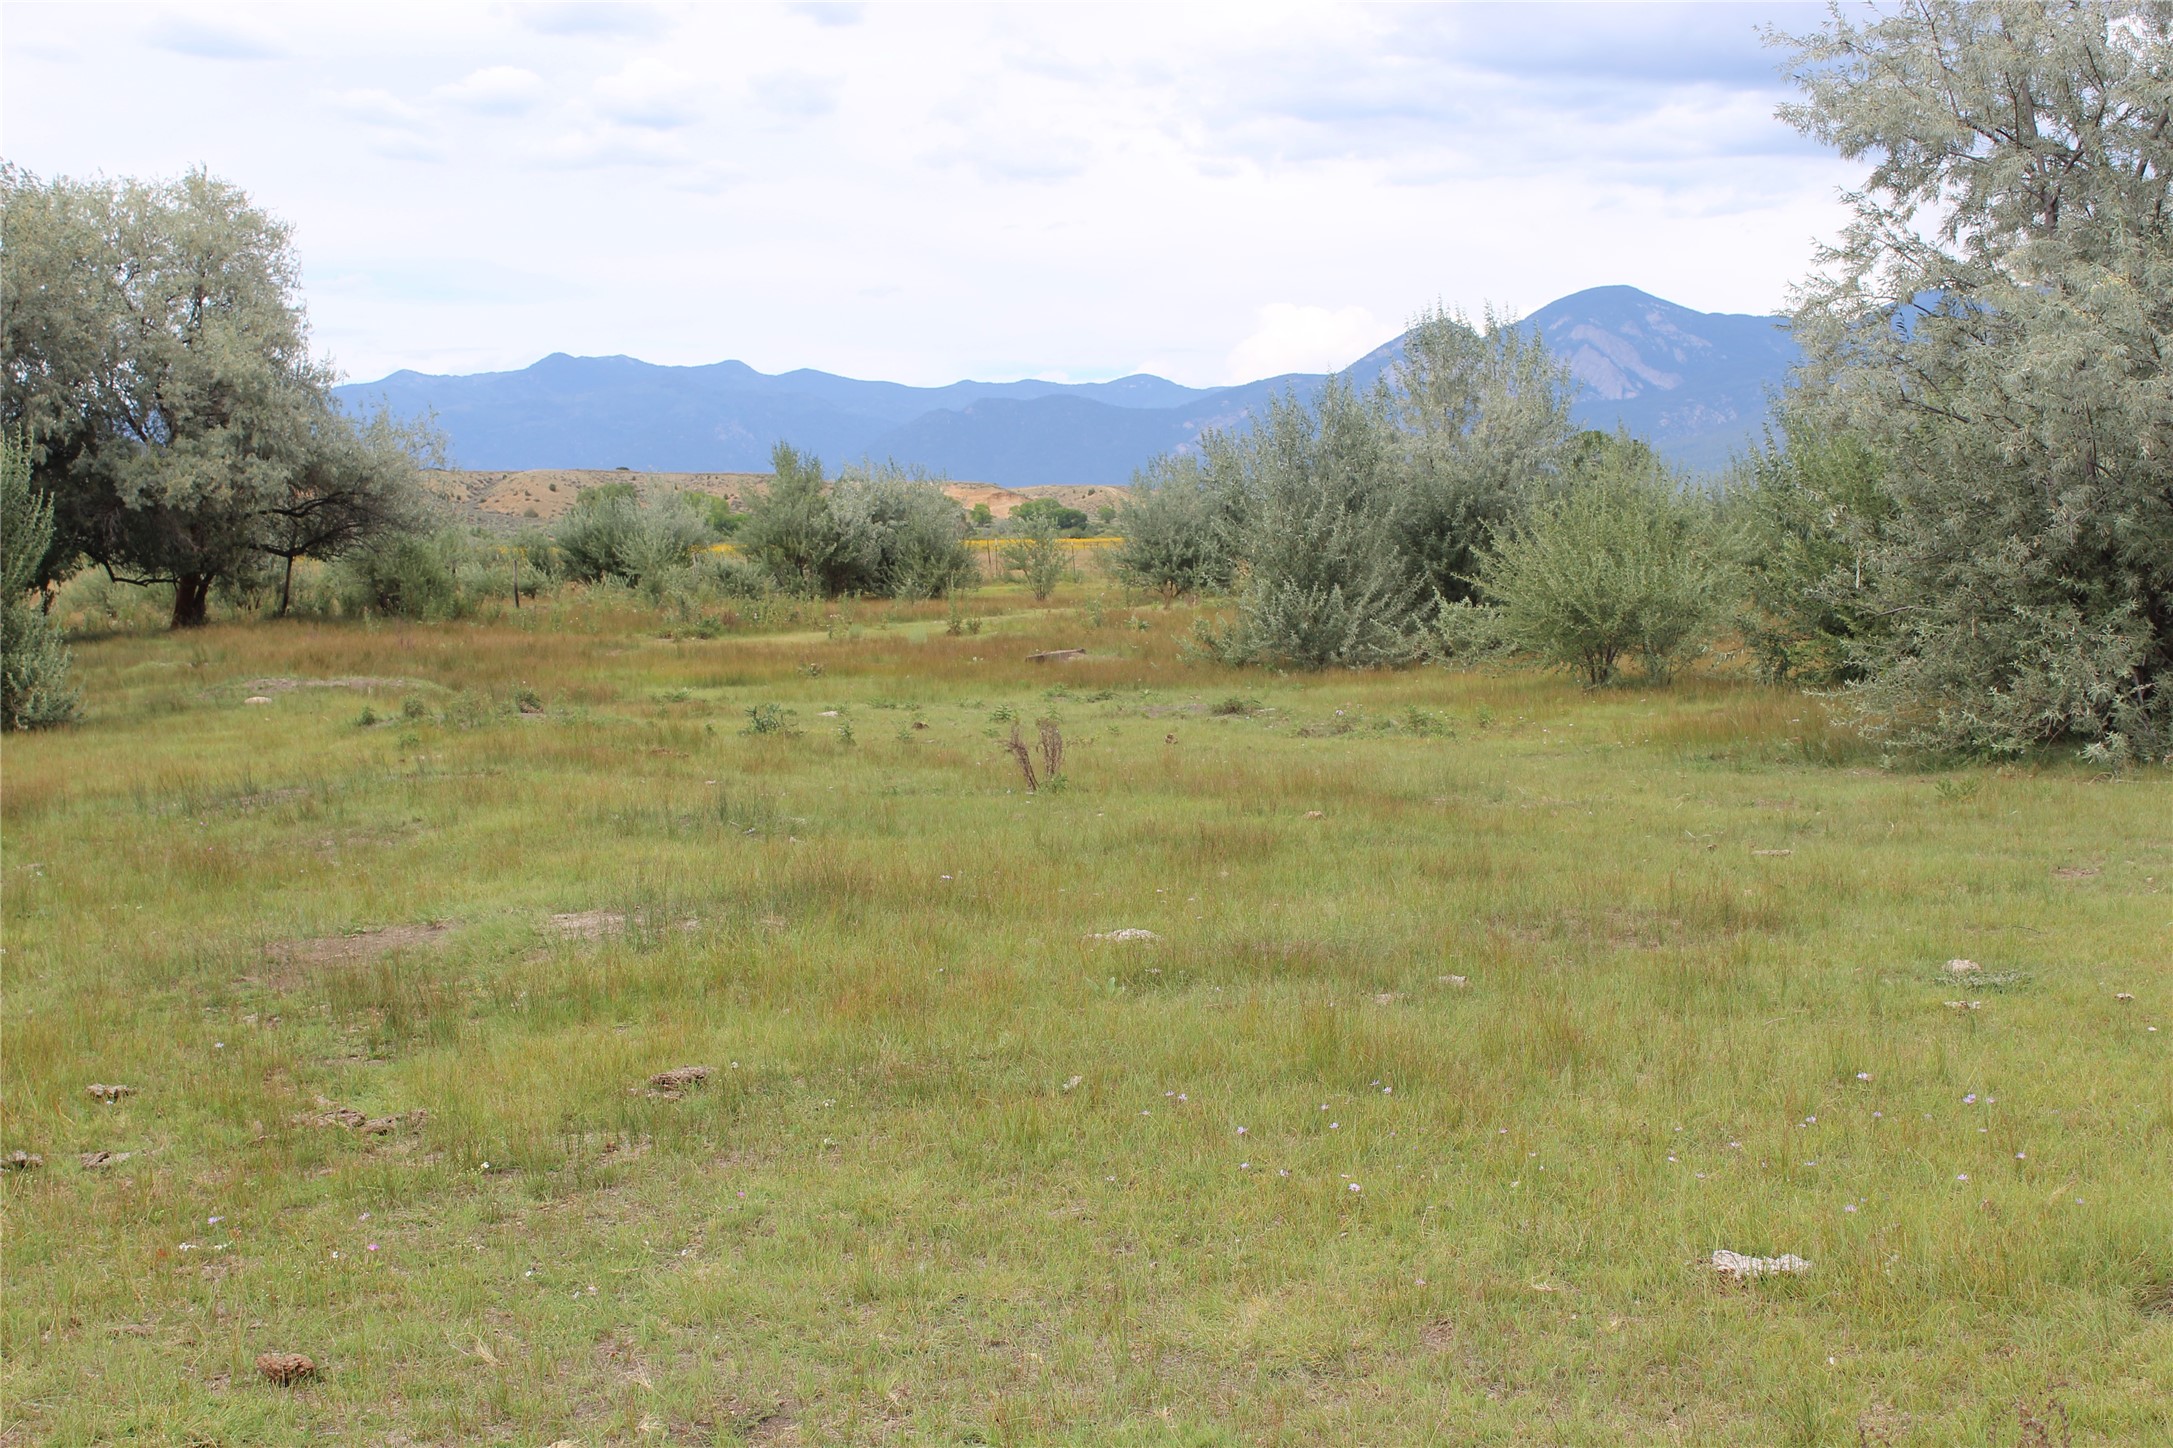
[1463,456,1731,687]
[742,703,798,737]
[739,444,846,595]
[686,551,775,601]
[1003,516,1067,601]
[1208,383,1425,669]
[1011,498,1088,534]
[1113,454,1235,600]
[1727,424,1893,685]
[829,463,975,600]
[338,534,459,619]
[2,432,79,729]
[554,488,707,588]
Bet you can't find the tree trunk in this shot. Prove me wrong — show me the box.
[171,573,212,628]
[278,556,295,618]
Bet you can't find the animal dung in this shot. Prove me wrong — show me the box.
[255,1352,317,1385]
[643,1065,714,1098]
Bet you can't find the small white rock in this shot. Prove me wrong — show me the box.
[1711,1249,1811,1279]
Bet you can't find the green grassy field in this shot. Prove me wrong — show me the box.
[3,587,2168,1445]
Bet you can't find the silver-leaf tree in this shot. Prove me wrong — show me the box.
[1,166,432,627]
[1774,0,2173,759]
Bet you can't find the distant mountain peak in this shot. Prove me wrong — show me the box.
[335,287,1800,482]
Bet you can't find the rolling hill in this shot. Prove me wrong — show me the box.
[334,286,1799,484]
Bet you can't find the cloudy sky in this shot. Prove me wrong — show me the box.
[3,1,1853,388]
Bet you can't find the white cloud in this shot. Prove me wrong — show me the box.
[435,66,547,115]
[789,3,864,28]
[324,88,441,159]
[149,18,281,60]
[1,2,1857,387]
[327,88,426,129]
[519,3,667,38]
[591,58,700,130]
[1224,305,1391,383]
[751,70,840,120]
[534,124,691,170]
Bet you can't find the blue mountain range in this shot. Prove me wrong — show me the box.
[334,286,1800,484]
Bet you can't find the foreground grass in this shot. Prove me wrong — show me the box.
[3,590,2169,1445]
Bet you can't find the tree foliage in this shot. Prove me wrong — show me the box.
[1773,0,2173,758]
[1208,380,1427,668]
[1009,497,1088,534]
[2,427,79,727]
[826,462,974,600]
[1393,304,1580,604]
[1,165,432,627]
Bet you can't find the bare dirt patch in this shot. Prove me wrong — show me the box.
[550,910,626,940]
[242,676,432,694]
[421,469,770,526]
[549,911,700,941]
[296,1098,428,1134]
[265,922,454,971]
